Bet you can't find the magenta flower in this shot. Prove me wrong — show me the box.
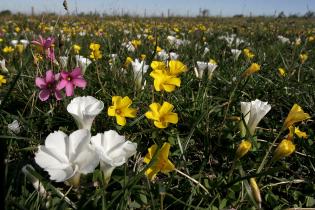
[57,67,87,96]
[35,70,62,101]
[32,35,55,61]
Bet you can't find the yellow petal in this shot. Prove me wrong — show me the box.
[169,60,187,76]
[119,96,132,108]
[164,113,178,124]
[161,160,175,173]
[154,121,168,128]
[163,84,176,92]
[159,102,174,115]
[107,106,116,116]
[144,144,158,164]
[116,115,126,126]
[294,127,307,139]
[112,96,122,106]
[151,61,166,70]
[121,107,137,118]
[284,104,310,128]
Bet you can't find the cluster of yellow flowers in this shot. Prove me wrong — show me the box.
[89,43,102,60]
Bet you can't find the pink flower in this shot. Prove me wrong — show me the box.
[35,70,62,101]
[32,35,55,61]
[57,67,87,96]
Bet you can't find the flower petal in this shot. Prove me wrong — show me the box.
[39,89,50,101]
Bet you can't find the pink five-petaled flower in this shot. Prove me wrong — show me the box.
[32,35,55,61]
[57,67,87,97]
[35,70,62,101]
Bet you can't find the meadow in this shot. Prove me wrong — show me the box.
[0,14,315,209]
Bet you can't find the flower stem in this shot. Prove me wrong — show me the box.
[174,168,209,194]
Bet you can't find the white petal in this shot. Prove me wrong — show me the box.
[75,145,99,174]
[68,129,91,161]
[45,131,68,157]
[46,166,76,182]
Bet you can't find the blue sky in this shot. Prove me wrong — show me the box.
[1,0,315,16]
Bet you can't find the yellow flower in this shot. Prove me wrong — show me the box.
[140,54,146,60]
[0,75,7,86]
[308,36,314,42]
[235,140,252,159]
[283,104,310,129]
[124,56,133,67]
[209,59,217,65]
[143,142,175,180]
[145,101,178,129]
[16,44,24,54]
[168,60,188,76]
[241,63,261,77]
[278,67,286,77]
[272,139,295,162]
[299,53,308,64]
[73,44,81,54]
[2,46,14,53]
[147,35,155,41]
[108,96,137,126]
[249,178,262,206]
[150,70,181,92]
[15,27,21,33]
[243,48,255,59]
[89,43,102,60]
[131,39,141,48]
[151,61,167,71]
[156,46,162,53]
[294,127,307,139]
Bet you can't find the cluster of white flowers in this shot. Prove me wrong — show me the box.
[34,96,137,185]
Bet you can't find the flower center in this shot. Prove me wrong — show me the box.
[115,109,122,115]
[67,76,72,81]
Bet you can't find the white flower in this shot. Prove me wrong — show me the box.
[59,56,68,69]
[157,50,169,61]
[169,52,179,60]
[75,55,92,75]
[167,35,177,45]
[203,47,210,56]
[22,164,47,197]
[240,99,271,136]
[195,60,218,80]
[277,35,290,44]
[67,96,104,130]
[10,39,18,47]
[122,41,135,52]
[8,119,21,134]
[131,59,149,89]
[231,49,242,61]
[91,130,137,184]
[34,129,99,185]
[20,39,30,48]
[1,59,9,73]
[195,61,208,79]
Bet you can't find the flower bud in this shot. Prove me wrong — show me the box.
[272,139,295,162]
[235,140,252,159]
[250,178,262,208]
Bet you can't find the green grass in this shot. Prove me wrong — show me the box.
[1,14,315,209]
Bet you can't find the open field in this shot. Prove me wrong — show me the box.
[1,14,315,209]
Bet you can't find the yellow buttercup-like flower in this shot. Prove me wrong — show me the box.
[283,104,310,129]
[143,142,175,180]
[272,139,295,162]
[235,140,252,159]
[73,44,81,54]
[145,101,178,129]
[243,48,255,59]
[299,53,308,64]
[0,75,7,86]
[241,63,261,77]
[150,70,181,92]
[89,43,102,60]
[168,60,188,76]
[108,96,137,126]
[278,67,286,77]
[2,46,14,53]
[131,39,141,48]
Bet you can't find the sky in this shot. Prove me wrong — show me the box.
[1,0,315,17]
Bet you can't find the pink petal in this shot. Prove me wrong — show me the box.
[45,70,54,83]
[56,80,67,90]
[35,77,47,88]
[70,67,82,78]
[65,83,74,96]
[31,40,41,46]
[55,73,60,81]
[54,90,62,100]
[60,71,69,79]
[47,48,55,61]
[39,89,50,101]
[72,78,86,88]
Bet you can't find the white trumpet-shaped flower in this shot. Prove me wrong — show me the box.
[67,96,104,130]
[1,59,9,73]
[131,59,149,89]
[34,129,99,185]
[240,99,271,137]
[231,49,242,61]
[91,130,137,184]
[75,55,92,75]
[195,60,218,79]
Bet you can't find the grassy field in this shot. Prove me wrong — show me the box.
[0,14,315,210]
